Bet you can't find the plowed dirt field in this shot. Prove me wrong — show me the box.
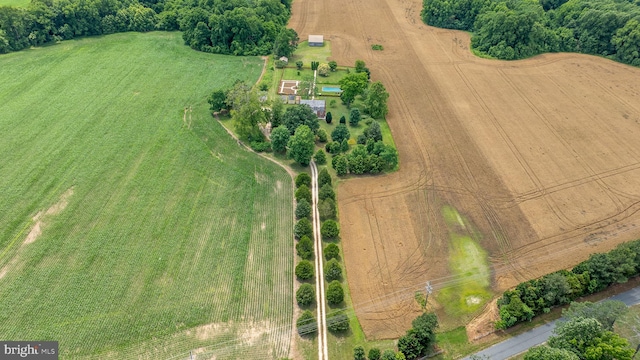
[290,0,640,339]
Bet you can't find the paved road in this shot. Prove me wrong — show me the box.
[463,286,640,359]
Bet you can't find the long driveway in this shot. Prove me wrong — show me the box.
[310,161,328,360]
[463,286,640,359]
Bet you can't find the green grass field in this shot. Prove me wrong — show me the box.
[0,0,30,7]
[0,32,294,359]
[291,41,333,64]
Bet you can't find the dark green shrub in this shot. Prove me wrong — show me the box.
[297,310,317,336]
[319,198,336,220]
[324,258,343,281]
[332,155,348,176]
[296,199,311,219]
[295,260,314,280]
[314,150,327,165]
[353,345,366,360]
[321,220,340,240]
[319,184,335,201]
[250,141,271,152]
[326,280,344,304]
[294,218,313,239]
[327,311,350,332]
[369,348,381,360]
[349,108,361,126]
[317,128,328,143]
[295,185,312,204]
[296,283,315,306]
[318,168,332,187]
[326,112,333,124]
[296,236,314,260]
[324,243,340,260]
[295,173,312,188]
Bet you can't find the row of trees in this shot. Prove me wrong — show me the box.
[421,0,640,65]
[331,140,399,175]
[496,239,640,329]
[0,0,297,57]
[317,171,351,333]
[294,172,318,336]
[295,169,351,336]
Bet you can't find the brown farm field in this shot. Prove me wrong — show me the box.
[290,0,640,340]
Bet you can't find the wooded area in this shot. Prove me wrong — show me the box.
[422,0,640,65]
[0,0,296,56]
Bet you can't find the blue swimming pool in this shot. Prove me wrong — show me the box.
[322,86,342,93]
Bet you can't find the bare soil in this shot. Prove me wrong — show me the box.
[289,0,640,339]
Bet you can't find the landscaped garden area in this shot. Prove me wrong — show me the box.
[208,38,405,359]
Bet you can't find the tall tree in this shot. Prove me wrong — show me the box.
[270,125,290,153]
[548,317,634,360]
[561,300,627,331]
[283,104,320,134]
[339,72,369,107]
[364,120,383,142]
[208,89,228,112]
[365,81,390,118]
[271,97,285,127]
[349,108,361,126]
[331,124,351,143]
[274,27,299,58]
[233,89,266,141]
[288,125,315,166]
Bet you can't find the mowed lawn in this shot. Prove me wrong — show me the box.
[0,32,294,359]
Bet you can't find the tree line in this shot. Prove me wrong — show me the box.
[421,0,640,65]
[496,239,640,329]
[0,0,297,57]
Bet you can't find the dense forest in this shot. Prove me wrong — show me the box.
[422,0,640,65]
[0,0,297,56]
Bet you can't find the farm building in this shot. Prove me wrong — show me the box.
[300,99,326,119]
[308,35,324,47]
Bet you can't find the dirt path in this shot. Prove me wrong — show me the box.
[255,56,269,87]
[290,0,640,339]
[310,161,328,360]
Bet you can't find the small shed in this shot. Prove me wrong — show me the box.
[279,56,289,64]
[300,99,326,119]
[308,35,324,47]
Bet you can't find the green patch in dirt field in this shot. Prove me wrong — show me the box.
[436,206,492,320]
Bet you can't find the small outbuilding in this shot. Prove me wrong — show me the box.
[308,35,324,47]
[300,99,326,119]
